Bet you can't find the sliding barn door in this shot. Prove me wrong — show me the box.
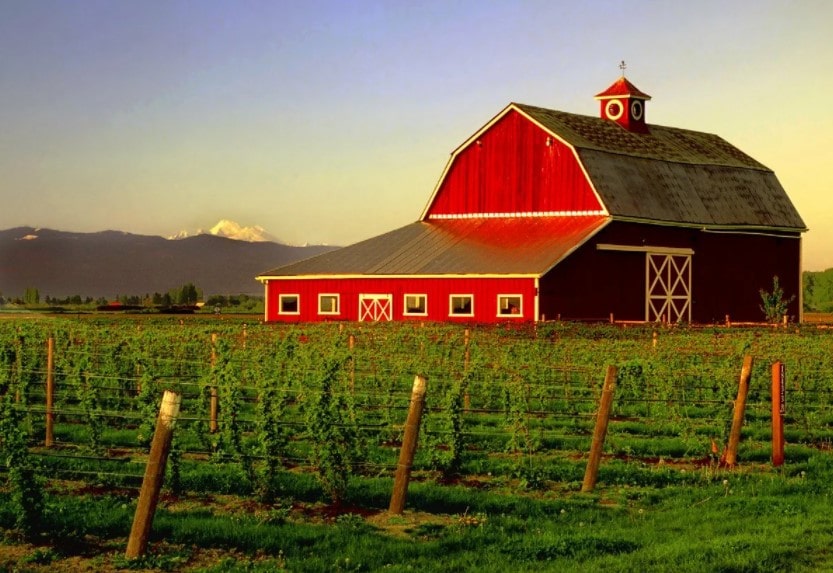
[646,253,692,323]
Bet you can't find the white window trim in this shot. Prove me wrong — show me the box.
[403,293,428,316]
[497,294,523,318]
[449,294,474,317]
[317,293,340,315]
[278,294,300,315]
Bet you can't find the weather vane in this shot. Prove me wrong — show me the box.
[619,60,627,76]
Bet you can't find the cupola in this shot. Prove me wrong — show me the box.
[594,63,651,133]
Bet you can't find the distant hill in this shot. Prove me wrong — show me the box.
[0,227,338,298]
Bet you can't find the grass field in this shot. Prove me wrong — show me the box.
[2,316,833,571]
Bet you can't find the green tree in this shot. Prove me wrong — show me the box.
[178,283,199,305]
[23,287,39,305]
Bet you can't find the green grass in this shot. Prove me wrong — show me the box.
[4,460,833,571]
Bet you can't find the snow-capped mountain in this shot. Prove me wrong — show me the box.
[169,220,278,243]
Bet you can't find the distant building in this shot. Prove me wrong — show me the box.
[257,75,806,323]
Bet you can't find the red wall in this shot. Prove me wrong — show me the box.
[539,222,802,323]
[264,276,537,323]
[426,110,601,217]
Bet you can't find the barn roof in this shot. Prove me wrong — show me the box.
[594,77,652,100]
[513,103,806,231]
[257,216,608,278]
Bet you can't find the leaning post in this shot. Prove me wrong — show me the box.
[125,390,182,559]
[581,365,618,493]
[724,355,754,467]
[389,375,428,514]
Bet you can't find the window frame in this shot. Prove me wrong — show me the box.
[449,294,474,317]
[317,293,340,316]
[497,294,523,318]
[403,293,428,317]
[278,294,300,315]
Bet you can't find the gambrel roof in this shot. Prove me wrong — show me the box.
[422,103,806,231]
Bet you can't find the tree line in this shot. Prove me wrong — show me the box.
[0,284,263,312]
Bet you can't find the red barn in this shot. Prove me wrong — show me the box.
[257,75,806,324]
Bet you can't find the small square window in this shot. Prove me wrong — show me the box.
[279,294,299,314]
[498,295,523,317]
[404,294,427,316]
[449,294,473,316]
[318,294,340,315]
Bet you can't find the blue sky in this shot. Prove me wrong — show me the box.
[2,0,832,269]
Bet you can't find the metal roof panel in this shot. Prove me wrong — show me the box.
[258,216,609,278]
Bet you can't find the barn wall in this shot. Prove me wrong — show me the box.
[539,222,802,323]
[264,277,537,323]
[426,110,601,217]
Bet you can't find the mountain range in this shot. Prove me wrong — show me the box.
[0,224,337,298]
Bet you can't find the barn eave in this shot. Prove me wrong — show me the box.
[610,215,807,236]
[257,272,542,281]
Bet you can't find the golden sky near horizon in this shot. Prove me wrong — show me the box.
[1,1,831,269]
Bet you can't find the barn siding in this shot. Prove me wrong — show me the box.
[264,277,537,323]
[426,110,601,217]
[539,222,802,323]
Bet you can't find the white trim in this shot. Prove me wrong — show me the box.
[700,227,807,238]
[605,99,624,121]
[403,293,428,316]
[258,273,542,280]
[798,236,804,324]
[611,215,807,235]
[630,100,643,121]
[317,293,340,315]
[534,277,540,322]
[597,243,695,255]
[278,293,300,315]
[594,94,652,102]
[497,294,523,318]
[427,210,605,219]
[449,294,474,317]
[263,280,269,322]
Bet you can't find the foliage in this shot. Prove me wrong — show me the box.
[759,275,796,322]
[0,393,44,536]
[803,268,833,312]
[305,355,362,505]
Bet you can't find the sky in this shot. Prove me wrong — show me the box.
[2,0,832,269]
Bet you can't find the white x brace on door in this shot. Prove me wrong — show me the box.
[646,253,692,323]
[359,294,393,322]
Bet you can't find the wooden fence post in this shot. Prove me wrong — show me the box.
[463,329,471,410]
[209,333,218,433]
[581,365,618,493]
[348,334,356,394]
[724,355,754,467]
[389,375,427,514]
[45,337,55,447]
[126,390,182,559]
[772,361,785,467]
